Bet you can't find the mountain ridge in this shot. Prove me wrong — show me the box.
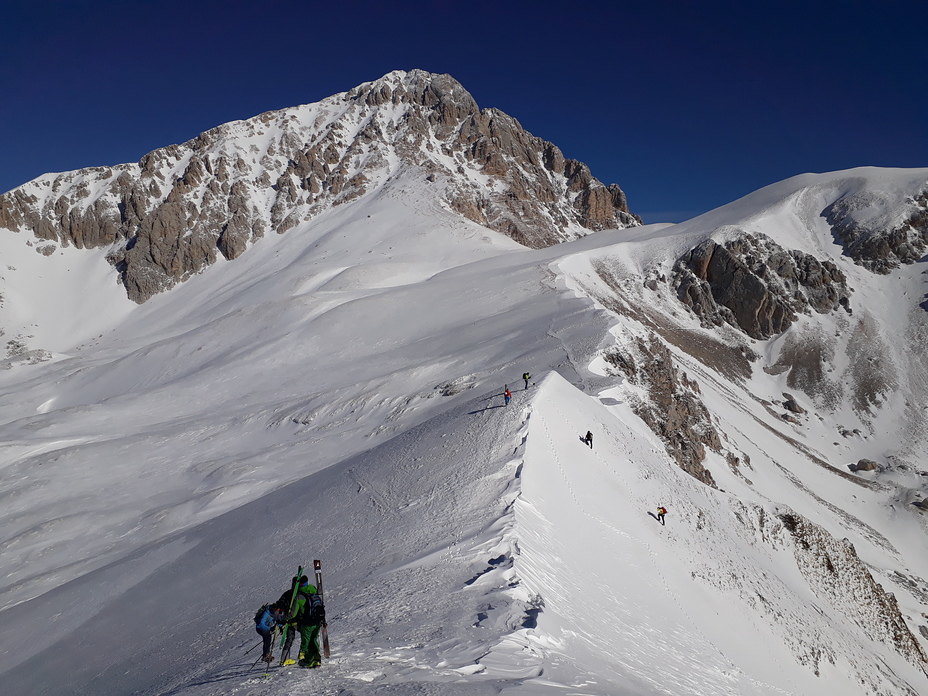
[1,71,928,695]
[0,69,639,303]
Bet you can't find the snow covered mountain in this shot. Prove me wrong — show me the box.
[0,69,637,305]
[0,71,927,695]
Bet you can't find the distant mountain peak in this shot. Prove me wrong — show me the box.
[0,69,639,302]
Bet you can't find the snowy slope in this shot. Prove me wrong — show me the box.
[1,161,927,696]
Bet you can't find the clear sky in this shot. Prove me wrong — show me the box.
[1,0,925,222]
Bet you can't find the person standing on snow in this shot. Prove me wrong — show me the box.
[291,577,326,668]
[522,372,531,390]
[504,385,512,406]
[255,602,285,663]
[657,505,667,525]
[584,430,593,449]
[276,575,305,665]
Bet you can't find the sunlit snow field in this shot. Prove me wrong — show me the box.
[1,167,927,695]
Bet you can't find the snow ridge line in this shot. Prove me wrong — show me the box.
[465,402,547,680]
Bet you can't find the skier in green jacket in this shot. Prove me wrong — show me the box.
[291,578,326,668]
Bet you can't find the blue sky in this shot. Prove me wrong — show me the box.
[1,0,925,222]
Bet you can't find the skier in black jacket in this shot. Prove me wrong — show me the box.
[276,575,305,666]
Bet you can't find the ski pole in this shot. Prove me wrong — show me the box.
[250,633,273,671]
[244,639,262,656]
[264,626,279,675]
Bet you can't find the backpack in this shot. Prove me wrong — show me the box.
[253,603,270,624]
[297,591,325,625]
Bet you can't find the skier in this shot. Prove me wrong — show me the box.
[522,372,531,390]
[584,430,593,449]
[276,575,305,666]
[657,505,667,525]
[254,602,285,663]
[291,577,326,668]
[504,385,512,406]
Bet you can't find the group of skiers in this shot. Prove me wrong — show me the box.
[244,371,675,676]
[253,573,326,669]
[245,369,674,677]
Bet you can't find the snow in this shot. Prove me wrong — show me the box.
[0,232,135,355]
[0,164,927,695]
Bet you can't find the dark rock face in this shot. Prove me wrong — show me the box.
[674,234,851,339]
[0,70,639,303]
[605,335,720,487]
[782,393,806,414]
[824,189,928,274]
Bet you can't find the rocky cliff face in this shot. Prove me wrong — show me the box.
[604,334,721,487]
[690,502,928,691]
[824,188,928,274]
[0,70,639,303]
[673,233,852,340]
[777,510,928,673]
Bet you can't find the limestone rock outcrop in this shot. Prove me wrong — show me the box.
[824,188,928,274]
[850,458,880,472]
[673,234,851,339]
[605,335,720,487]
[0,70,640,302]
[778,510,928,670]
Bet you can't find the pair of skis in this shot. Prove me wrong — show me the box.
[274,560,330,668]
[313,559,331,659]
[276,564,304,667]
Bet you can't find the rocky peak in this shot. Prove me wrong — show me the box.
[0,70,640,302]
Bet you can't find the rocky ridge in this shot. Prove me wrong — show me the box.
[824,187,928,274]
[604,334,721,487]
[673,233,852,340]
[778,510,928,676]
[0,70,639,303]
[691,502,928,691]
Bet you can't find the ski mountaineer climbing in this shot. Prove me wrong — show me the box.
[276,575,305,666]
[522,372,531,390]
[584,430,593,449]
[657,505,667,525]
[254,602,285,663]
[504,385,512,406]
[292,577,326,668]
